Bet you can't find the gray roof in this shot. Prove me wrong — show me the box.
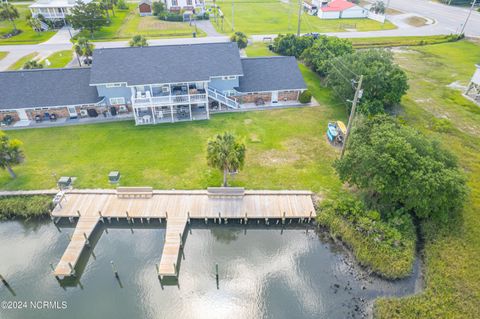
[90,42,244,86]
[0,68,101,110]
[236,57,307,93]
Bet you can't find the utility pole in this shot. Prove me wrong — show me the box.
[232,0,234,31]
[297,0,302,36]
[460,0,477,35]
[341,75,363,159]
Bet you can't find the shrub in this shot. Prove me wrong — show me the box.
[116,0,128,10]
[271,34,315,58]
[317,195,416,278]
[159,12,183,21]
[152,1,165,16]
[0,196,53,220]
[299,90,312,103]
[230,31,248,49]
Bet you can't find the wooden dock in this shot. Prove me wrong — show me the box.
[51,188,316,278]
[54,216,100,277]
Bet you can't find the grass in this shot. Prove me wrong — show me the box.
[0,5,56,45]
[349,35,462,48]
[373,40,480,318]
[0,59,346,192]
[0,196,52,220]
[210,0,396,35]
[76,4,205,41]
[42,50,73,68]
[0,51,7,60]
[7,52,38,70]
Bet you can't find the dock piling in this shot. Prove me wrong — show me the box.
[282,212,286,225]
[68,262,75,276]
[77,210,81,217]
[205,217,208,224]
[187,212,191,224]
[309,211,313,223]
[0,274,9,286]
[83,232,90,247]
[179,233,183,249]
[110,260,119,278]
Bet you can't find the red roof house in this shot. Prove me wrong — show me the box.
[318,0,367,19]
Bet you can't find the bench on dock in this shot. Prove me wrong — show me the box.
[207,187,245,198]
[117,187,153,199]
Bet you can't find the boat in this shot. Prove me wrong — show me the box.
[327,122,338,142]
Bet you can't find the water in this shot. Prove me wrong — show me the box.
[0,219,421,319]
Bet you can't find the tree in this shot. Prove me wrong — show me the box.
[230,31,248,49]
[370,0,386,14]
[129,34,148,47]
[207,132,246,187]
[152,1,165,16]
[73,37,94,66]
[67,1,107,38]
[0,131,24,179]
[116,0,128,10]
[326,49,409,115]
[301,35,354,76]
[27,16,42,32]
[23,60,43,69]
[334,115,467,220]
[0,3,20,32]
[99,0,111,22]
[271,34,315,58]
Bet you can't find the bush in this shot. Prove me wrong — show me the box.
[230,31,248,49]
[299,90,312,103]
[116,0,128,10]
[317,195,416,279]
[152,1,165,16]
[159,12,183,21]
[271,34,315,58]
[195,12,209,20]
[0,196,53,220]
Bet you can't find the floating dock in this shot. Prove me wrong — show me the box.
[51,187,316,278]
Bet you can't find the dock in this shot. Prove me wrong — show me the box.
[51,187,316,278]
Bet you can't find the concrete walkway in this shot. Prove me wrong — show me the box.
[195,20,223,37]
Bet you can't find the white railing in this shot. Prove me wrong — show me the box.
[207,88,239,109]
[132,94,207,108]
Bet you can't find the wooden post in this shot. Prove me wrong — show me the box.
[205,217,208,224]
[179,233,183,249]
[77,210,81,217]
[50,263,55,272]
[215,263,219,280]
[265,218,269,225]
[83,232,90,247]
[155,264,159,274]
[308,211,313,223]
[187,212,191,224]
[218,212,221,224]
[165,212,168,220]
[0,274,9,286]
[282,212,286,225]
[244,212,248,224]
[67,233,71,241]
[173,263,177,276]
[126,211,130,221]
[68,262,75,275]
[110,260,119,278]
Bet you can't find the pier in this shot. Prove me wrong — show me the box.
[51,187,316,278]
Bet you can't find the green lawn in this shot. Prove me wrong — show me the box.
[42,50,73,68]
[349,35,463,48]
[7,52,38,70]
[210,0,396,35]
[0,51,7,60]
[0,62,346,192]
[374,40,480,318]
[76,4,205,41]
[0,5,56,45]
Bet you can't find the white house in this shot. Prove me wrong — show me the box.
[29,0,92,21]
[318,0,368,19]
[163,0,204,12]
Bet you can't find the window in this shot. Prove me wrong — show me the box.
[222,76,236,80]
[187,0,192,5]
[171,0,178,6]
[109,97,125,105]
[106,83,122,88]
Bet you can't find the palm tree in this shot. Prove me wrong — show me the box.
[207,132,246,187]
[73,37,94,66]
[100,0,111,22]
[0,3,20,32]
[23,60,44,69]
[129,35,148,47]
[0,131,24,179]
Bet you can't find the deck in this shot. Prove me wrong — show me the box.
[51,188,316,278]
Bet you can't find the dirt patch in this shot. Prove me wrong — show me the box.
[405,16,428,27]
[254,138,316,167]
[244,119,253,125]
[249,133,261,143]
[137,17,188,31]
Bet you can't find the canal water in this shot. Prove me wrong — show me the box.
[0,219,421,319]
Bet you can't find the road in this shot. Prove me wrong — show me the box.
[0,0,479,71]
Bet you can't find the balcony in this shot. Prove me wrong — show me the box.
[132,93,208,108]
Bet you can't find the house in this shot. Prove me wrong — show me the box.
[163,0,204,12]
[138,0,153,16]
[0,42,307,127]
[318,0,368,19]
[29,0,92,21]
[465,64,480,101]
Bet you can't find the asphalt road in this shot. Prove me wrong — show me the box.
[0,0,479,71]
